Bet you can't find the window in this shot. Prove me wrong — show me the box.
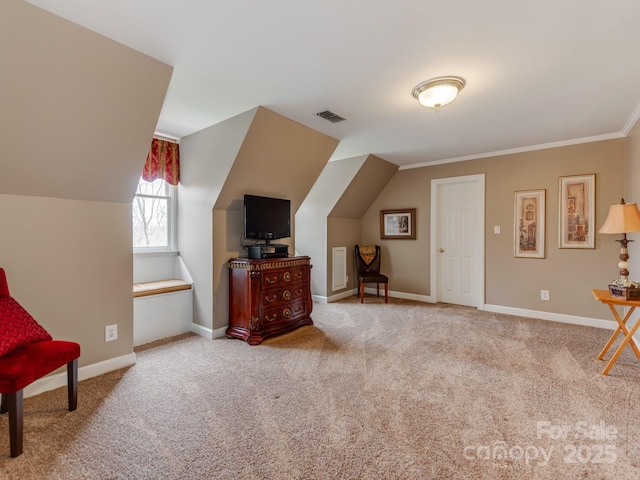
[132,177,176,251]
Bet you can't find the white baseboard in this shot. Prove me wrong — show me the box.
[319,292,620,332]
[317,289,357,303]
[24,352,137,399]
[191,322,213,339]
[386,289,434,303]
[212,326,227,339]
[484,304,616,330]
[317,288,435,304]
[484,303,640,348]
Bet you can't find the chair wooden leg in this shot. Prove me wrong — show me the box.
[0,394,6,414]
[7,390,23,457]
[376,283,380,298]
[67,358,78,411]
[360,282,365,303]
[384,284,388,303]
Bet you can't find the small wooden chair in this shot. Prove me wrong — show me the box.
[0,268,80,457]
[355,245,388,303]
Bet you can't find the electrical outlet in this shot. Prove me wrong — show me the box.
[541,290,550,301]
[105,324,118,342]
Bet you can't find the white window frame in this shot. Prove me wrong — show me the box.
[132,178,178,253]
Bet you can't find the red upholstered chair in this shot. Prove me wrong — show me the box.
[355,245,388,303]
[0,268,80,457]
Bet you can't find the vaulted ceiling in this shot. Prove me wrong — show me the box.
[26,0,640,168]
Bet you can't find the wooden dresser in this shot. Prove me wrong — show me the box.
[227,256,313,345]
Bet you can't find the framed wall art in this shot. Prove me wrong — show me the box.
[559,174,595,249]
[380,209,416,239]
[514,190,546,258]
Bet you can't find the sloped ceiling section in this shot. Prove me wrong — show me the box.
[214,106,339,213]
[179,108,258,207]
[329,155,399,219]
[0,0,172,203]
[299,155,369,220]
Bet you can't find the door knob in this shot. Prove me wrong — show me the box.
[439,248,445,253]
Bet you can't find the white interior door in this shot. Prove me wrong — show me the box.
[431,175,485,308]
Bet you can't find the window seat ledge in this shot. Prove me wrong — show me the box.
[133,280,192,298]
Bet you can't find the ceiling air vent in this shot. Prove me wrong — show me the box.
[316,110,347,123]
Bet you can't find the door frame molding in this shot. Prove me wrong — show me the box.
[430,174,485,308]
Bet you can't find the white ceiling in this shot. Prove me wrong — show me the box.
[26,0,640,168]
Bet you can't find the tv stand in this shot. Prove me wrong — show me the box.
[227,256,313,344]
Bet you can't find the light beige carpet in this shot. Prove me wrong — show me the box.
[2,297,640,479]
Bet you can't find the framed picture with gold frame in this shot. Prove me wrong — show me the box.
[380,209,416,239]
[514,190,545,258]
[559,174,595,249]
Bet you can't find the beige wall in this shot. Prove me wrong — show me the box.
[2,0,171,203]
[361,164,435,296]
[0,1,171,368]
[0,195,134,365]
[362,139,625,318]
[626,120,640,280]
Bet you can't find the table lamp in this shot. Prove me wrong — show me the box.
[598,198,640,282]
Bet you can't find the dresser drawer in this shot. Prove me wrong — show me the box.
[260,299,308,326]
[260,284,308,308]
[261,266,306,290]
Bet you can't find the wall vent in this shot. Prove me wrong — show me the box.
[316,110,347,123]
[332,246,347,291]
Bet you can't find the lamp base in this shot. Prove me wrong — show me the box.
[616,234,633,281]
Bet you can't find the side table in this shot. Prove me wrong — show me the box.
[592,289,640,375]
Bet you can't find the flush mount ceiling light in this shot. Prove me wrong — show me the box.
[411,76,466,108]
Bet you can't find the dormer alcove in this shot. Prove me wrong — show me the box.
[296,155,398,301]
[178,106,339,335]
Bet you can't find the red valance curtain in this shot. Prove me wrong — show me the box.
[142,138,180,185]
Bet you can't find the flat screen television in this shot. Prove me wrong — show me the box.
[243,194,291,244]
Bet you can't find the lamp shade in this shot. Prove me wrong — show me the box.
[599,200,640,234]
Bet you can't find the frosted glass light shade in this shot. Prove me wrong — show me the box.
[412,76,465,109]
